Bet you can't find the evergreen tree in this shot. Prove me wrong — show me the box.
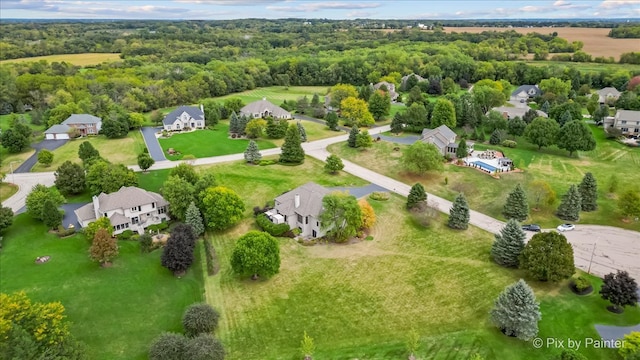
[523,108,538,124]
[489,129,502,145]
[348,125,359,148]
[507,117,527,136]
[325,111,339,131]
[185,202,205,237]
[54,161,86,195]
[390,112,404,134]
[41,199,63,229]
[557,184,582,221]
[297,121,307,142]
[237,115,249,135]
[502,184,529,221]
[229,111,239,134]
[161,223,197,276]
[407,183,427,210]
[78,141,100,164]
[578,172,598,212]
[520,232,575,282]
[490,279,541,341]
[296,96,310,114]
[455,138,468,158]
[0,206,14,234]
[556,120,596,157]
[356,130,372,149]
[477,129,486,143]
[491,219,526,267]
[559,110,573,127]
[243,140,262,164]
[540,100,551,114]
[310,93,320,108]
[448,193,470,230]
[279,124,305,164]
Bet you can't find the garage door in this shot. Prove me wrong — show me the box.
[56,133,70,140]
[46,134,55,140]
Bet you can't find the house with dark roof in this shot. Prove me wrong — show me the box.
[491,106,547,120]
[511,85,542,102]
[373,81,399,102]
[596,87,621,105]
[163,105,205,131]
[44,114,102,140]
[268,182,330,238]
[603,109,640,136]
[421,125,473,157]
[74,186,169,235]
[240,98,292,119]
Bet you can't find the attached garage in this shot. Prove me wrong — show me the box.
[44,124,70,140]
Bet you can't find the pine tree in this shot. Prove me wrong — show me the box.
[41,199,62,229]
[559,110,573,127]
[185,202,205,237]
[348,126,359,148]
[229,112,239,134]
[578,172,598,212]
[407,183,427,210]
[297,121,307,142]
[489,129,502,145]
[540,100,551,114]
[491,219,526,267]
[279,124,305,164]
[490,279,541,341]
[448,193,470,230]
[243,140,262,164]
[325,111,339,131]
[89,228,119,266]
[477,129,486,143]
[502,184,529,221]
[390,112,403,134]
[557,184,582,221]
[237,115,249,135]
[455,138,467,158]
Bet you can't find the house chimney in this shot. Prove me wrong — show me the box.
[92,195,100,220]
[200,104,204,113]
[262,97,266,101]
[294,194,300,208]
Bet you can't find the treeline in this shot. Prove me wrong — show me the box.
[609,25,640,38]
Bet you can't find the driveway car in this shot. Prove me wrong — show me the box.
[557,223,576,232]
[522,224,541,232]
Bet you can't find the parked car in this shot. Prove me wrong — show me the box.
[557,224,576,232]
[521,224,541,232]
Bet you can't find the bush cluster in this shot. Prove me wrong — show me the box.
[572,276,592,292]
[259,160,276,166]
[147,222,169,232]
[203,237,217,276]
[256,213,290,237]
[501,140,517,148]
[369,191,390,201]
[117,230,134,241]
[56,226,76,238]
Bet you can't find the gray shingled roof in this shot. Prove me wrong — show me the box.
[109,212,130,226]
[75,203,96,223]
[401,74,426,90]
[240,99,291,118]
[373,81,399,100]
[491,106,547,119]
[44,124,71,134]
[275,182,330,217]
[163,106,204,125]
[421,125,457,151]
[97,186,168,212]
[62,114,101,125]
[617,109,640,122]
[511,85,541,97]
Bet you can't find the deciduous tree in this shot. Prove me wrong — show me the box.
[149,332,187,360]
[503,184,529,221]
[89,228,118,266]
[358,199,376,230]
[78,141,100,164]
[600,271,639,313]
[185,334,225,360]
[556,184,582,221]
[324,155,344,174]
[491,219,526,268]
[507,117,527,136]
[169,163,199,185]
[54,161,85,195]
[556,120,596,157]
[340,96,374,127]
[182,303,220,337]
[0,206,13,233]
[37,149,53,167]
[578,172,598,212]
[329,83,358,108]
[84,216,113,242]
[368,90,391,120]
[524,117,560,150]
[201,186,245,231]
[137,152,154,172]
[231,231,280,279]
[520,232,575,282]
[161,223,197,276]
[356,130,372,149]
[279,124,305,164]
[529,179,556,210]
[618,190,640,220]
[320,192,362,242]
[448,193,470,230]
[26,184,65,221]
[401,142,443,175]
[85,160,137,195]
[430,98,456,128]
[490,279,541,341]
[245,118,267,138]
[162,176,195,222]
[619,332,640,360]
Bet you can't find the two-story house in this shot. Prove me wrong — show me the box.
[373,81,399,102]
[44,114,102,140]
[421,125,473,157]
[511,85,542,102]
[597,87,621,105]
[268,182,330,239]
[239,98,292,119]
[75,186,170,235]
[604,109,640,137]
[163,105,205,131]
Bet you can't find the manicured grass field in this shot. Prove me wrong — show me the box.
[329,125,640,231]
[214,86,328,104]
[0,182,18,202]
[0,53,121,66]
[0,215,205,360]
[0,147,35,175]
[0,113,39,132]
[31,131,146,172]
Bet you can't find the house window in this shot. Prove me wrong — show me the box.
[622,121,627,124]
[132,216,139,224]
[158,207,166,214]
[88,128,94,134]
[635,128,639,133]
[152,202,155,209]
[305,217,308,224]
[621,128,629,132]
[125,223,129,228]
[284,215,287,222]
[297,214,303,223]
[316,221,319,226]
[312,230,317,237]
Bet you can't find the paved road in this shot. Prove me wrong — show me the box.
[14,139,68,173]
[294,114,351,132]
[4,124,639,280]
[140,127,167,162]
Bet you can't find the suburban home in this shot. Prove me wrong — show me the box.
[421,124,473,157]
[596,87,621,105]
[510,85,542,102]
[74,186,170,235]
[373,81,399,102]
[400,73,426,90]
[603,109,640,136]
[163,105,205,131]
[240,98,292,119]
[491,106,548,120]
[44,114,102,140]
[267,182,330,239]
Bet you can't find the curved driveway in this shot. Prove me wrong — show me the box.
[4,125,639,280]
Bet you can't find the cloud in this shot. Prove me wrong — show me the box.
[346,10,376,18]
[174,0,281,5]
[267,1,381,13]
[599,0,640,8]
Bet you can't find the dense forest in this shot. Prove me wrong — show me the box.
[0,20,639,120]
[608,24,640,38]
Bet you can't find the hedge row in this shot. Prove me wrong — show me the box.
[256,213,290,237]
[203,237,217,276]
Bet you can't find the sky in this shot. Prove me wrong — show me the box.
[1,0,639,20]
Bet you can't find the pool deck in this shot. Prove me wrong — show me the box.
[463,151,511,173]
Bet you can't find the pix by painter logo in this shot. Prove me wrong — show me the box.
[532,337,626,350]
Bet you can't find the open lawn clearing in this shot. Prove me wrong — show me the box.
[443,26,638,60]
[203,192,637,359]
[328,126,640,231]
[0,53,121,66]
[0,182,18,202]
[0,215,204,360]
[0,113,41,132]
[158,123,276,160]
[214,86,328,104]
[0,147,36,175]
[30,131,145,172]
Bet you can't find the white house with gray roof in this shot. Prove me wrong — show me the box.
[596,87,621,105]
[44,114,102,140]
[491,106,547,120]
[74,186,169,235]
[511,85,542,102]
[240,98,292,119]
[421,125,473,157]
[603,109,640,136]
[268,182,330,238]
[163,105,205,131]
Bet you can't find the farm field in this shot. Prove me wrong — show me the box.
[328,125,640,231]
[0,215,205,360]
[442,26,639,60]
[31,131,146,172]
[0,53,121,66]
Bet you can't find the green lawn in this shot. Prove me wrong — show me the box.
[0,182,18,202]
[0,113,40,132]
[0,215,205,360]
[0,147,35,175]
[213,86,328,104]
[329,125,640,231]
[0,53,121,66]
[31,131,146,172]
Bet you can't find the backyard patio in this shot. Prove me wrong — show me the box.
[463,150,513,174]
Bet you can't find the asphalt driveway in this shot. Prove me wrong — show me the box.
[329,183,387,198]
[13,139,68,173]
[377,134,420,145]
[140,127,167,161]
[60,203,88,229]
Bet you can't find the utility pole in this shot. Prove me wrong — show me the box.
[587,242,597,274]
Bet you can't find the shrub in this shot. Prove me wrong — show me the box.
[573,276,592,292]
[203,237,217,276]
[117,230,134,241]
[501,140,517,148]
[147,222,169,233]
[149,332,187,360]
[256,213,290,236]
[56,226,76,238]
[185,334,225,360]
[259,159,276,166]
[182,303,220,337]
[182,154,196,160]
[369,191,390,201]
[139,233,153,253]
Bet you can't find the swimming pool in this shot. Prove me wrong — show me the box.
[473,161,497,172]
